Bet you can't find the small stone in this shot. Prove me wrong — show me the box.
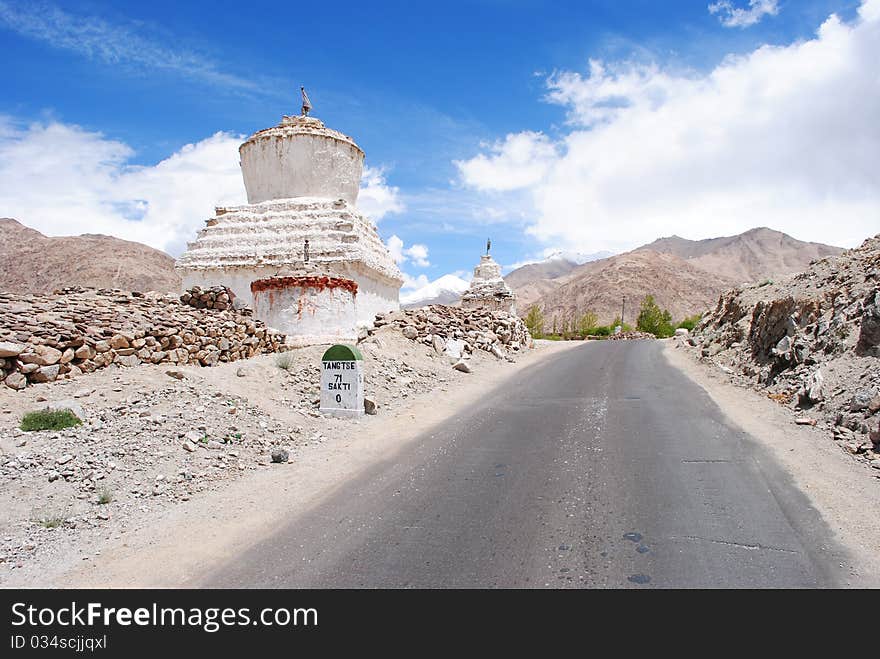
[56,454,74,465]
[184,430,203,443]
[364,397,378,415]
[165,370,185,380]
[30,364,60,383]
[271,448,289,463]
[794,417,817,426]
[182,440,196,452]
[4,371,26,390]
[453,360,472,373]
[402,326,419,340]
[0,341,25,358]
[850,389,876,412]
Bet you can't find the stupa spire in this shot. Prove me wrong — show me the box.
[300,86,312,116]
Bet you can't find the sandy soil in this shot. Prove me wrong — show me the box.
[7,339,579,588]
[664,340,880,586]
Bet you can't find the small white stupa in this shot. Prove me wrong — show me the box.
[460,239,517,314]
[176,88,403,344]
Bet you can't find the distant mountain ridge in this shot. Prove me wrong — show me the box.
[510,227,845,326]
[637,227,842,283]
[0,218,180,294]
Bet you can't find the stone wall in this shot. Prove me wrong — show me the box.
[377,304,531,357]
[0,287,287,390]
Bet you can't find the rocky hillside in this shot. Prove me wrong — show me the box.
[639,227,843,283]
[521,227,843,325]
[681,234,880,465]
[504,252,611,310]
[0,218,180,294]
[535,250,737,326]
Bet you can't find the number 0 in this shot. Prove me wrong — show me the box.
[335,394,341,403]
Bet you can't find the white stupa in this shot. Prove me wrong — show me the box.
[460,241,517,314]
[176,88,403,335]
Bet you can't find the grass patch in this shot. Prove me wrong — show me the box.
[97,488,113,505]
[274,352,294,371]
[33,508,67,529]
[20,409,82,432]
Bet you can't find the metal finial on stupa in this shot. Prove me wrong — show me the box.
[300,86,312,116]
[486,238,491,255]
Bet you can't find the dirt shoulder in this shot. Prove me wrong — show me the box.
[663,340,880,586]
[3,339,579,588]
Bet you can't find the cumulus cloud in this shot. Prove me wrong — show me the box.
[457,1,880,252]
[0,117,404,256]
[386,234,430,268]
[358,166,405,221]
[709,0,779,28]
[454,131,557,192]
[400,273,430,291]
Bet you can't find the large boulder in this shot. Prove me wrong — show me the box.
[857,290,880,356]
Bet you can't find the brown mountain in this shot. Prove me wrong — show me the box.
[534,250,736,327]
[524,227,844,326]
[0,218,180,294]
[638,227,843,283]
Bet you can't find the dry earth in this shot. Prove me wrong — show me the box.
[0,330,565,587]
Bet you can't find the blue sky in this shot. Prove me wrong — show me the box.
[1,0,877,293]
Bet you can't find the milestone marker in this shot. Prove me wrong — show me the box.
[320,344,364,418]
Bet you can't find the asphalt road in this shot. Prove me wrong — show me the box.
[206,340,848,588]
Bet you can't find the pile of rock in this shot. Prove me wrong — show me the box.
[374,304,531,363]
[683,233,880,466]
[179,285,237,311]
[606,331,657,341]
[1,288,287,390]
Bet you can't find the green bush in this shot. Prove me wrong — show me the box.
[676,314,702,332]
[636,295,674,338]
[524,305,545,338]
[20,409,82,432]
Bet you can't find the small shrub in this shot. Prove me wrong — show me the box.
[20,409,82,432]
[97,488,113,505]
[275,352,294,371]
[33,508,67,529]
[676,314,703,332]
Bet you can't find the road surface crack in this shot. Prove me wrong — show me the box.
[675,535,798,554]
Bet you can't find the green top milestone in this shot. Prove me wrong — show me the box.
[321,344,363,362]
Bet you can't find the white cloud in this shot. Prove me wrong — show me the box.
[0,0,259,91]
[358,166,405,221]
[457,0,880,252]
[709,0,779,28]
[0,117,404,256]
[386,234,431,268]
[454,131,557,192]
[400,273,430,291]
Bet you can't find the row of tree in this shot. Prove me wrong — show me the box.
[524,295,701,340]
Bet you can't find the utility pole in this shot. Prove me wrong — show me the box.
[621,297,626,327]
